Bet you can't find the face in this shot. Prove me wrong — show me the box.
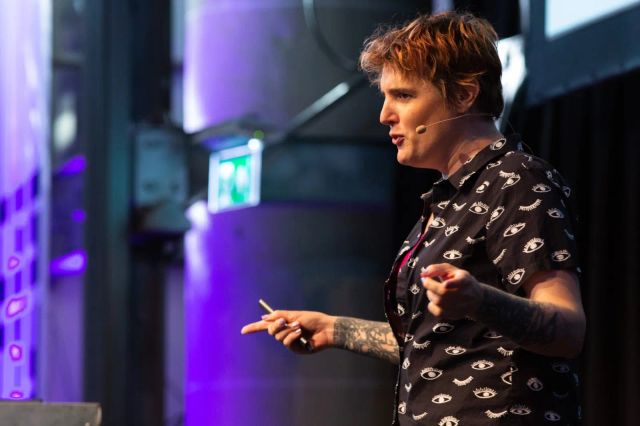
[379,66,457,170]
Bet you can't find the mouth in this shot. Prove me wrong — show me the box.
[391,135,405,146]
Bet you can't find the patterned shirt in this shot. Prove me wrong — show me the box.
[384,136,582,425]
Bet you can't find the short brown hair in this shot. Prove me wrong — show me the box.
[359,12,503,118]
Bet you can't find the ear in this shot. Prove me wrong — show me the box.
[453,80,480,114]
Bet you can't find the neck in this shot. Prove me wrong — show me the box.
[440,118,503,177]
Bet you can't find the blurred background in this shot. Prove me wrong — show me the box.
[0,0,638,425]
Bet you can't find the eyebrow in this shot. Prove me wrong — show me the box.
[380,87,417,96]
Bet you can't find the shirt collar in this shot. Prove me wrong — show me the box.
[444,134,524,190]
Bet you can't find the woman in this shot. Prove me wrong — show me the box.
[242,12,585,425]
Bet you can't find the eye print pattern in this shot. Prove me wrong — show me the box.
[432,393,452,404]
[438,416,460,426]
[547,208,564,218]
[471,360,494,370]
[469,202,489,214]
[453,376,473,386]
[552,250,571,262]
[507,268,526,285]
[510,405,532,416]
[445,225,459,236]
[412,412,428,421]
[523,238,544,253]
[392,141,578,423]
[532,183,551,192]
[527,377,544,391]
[545,411,562,421]
[473,387,497,399]
[445,346,466,355]
[433,323,455,333]
[485,410,508,419]
[413,339,431,350]
[503,223,526,237]
[431,217,446,228]
[443,250,462,260]
[476,181,490,193]
[421,367,443,380]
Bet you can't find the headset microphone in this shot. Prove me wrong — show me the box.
[415,113,492,134]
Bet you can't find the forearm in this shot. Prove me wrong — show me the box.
[472,283,585,358]
[332,317,400,364]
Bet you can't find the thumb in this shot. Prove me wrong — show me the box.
[420,263,456,279]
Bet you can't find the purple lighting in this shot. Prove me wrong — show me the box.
[56,154,86,176]
[0,0,49,400]
[5,295,29,319]
[8,343,24,361]
[7,255,21,270]
[70,208,86,222]
[49,249,87,276]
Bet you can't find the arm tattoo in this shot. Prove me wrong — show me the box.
[333,317,399,364]
[474,283,560,347]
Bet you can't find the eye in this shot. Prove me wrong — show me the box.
[532,183,551,193]
[471,360,494,370]
[523,238,544,253]
[506,268,526,285]
[490,138,506,150]
[510,405,532,415]
[469,202,489,214]
[503,223,526,237]
[484,330,502,339]
[397,402,406,415]
[552,250,571,262]
[545,411,562,421]
[563,186,572,197]
[397,304,405,316]
[488,206,505,222]
[445,225,459,236]
[527,377,544,391]
[476,181,490,193]
[501,174,521,189]
[443,250,462,260]
[473,387,497,399]
[432,393,452,404]
[438,415,460,426]
[500,370,513,385]
[430,217,446,228]
[445,346,466,355]
[433,322,455,333]
[552,362,570,373]
[402,357,411,370]
[547,208,565,218]
[437,200,450,209]
[404,334,414,342]
[420,367,443,380]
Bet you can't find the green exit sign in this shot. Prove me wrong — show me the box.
[208,139,263,213]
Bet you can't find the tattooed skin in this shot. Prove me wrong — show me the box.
[474,283,560,347]
[333,318,400,364]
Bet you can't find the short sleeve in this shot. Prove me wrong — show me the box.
[484,160,580,293]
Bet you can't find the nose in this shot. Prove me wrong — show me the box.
[379,100,397,127]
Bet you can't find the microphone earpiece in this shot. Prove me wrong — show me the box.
[414,113,493,135]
